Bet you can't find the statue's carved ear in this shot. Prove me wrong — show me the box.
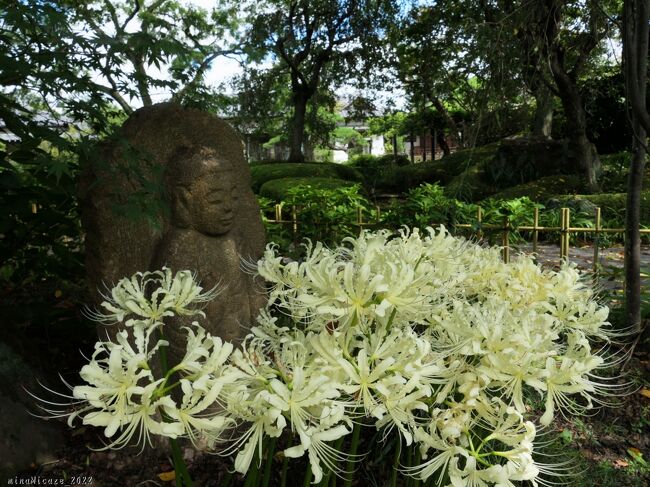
[172,185,192,228]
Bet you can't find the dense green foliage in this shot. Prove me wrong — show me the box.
[257,180,642,251]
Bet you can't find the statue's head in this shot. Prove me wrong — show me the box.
[167,146,237,236]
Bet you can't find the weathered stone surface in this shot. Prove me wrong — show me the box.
[80,103,267,347]
[0,343,63,481]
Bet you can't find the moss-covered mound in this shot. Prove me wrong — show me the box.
[485,175,588,202]
[444,164,499,202]
[258,177,360,201]
[250,163,362,193]
[376,144,500,194]
[434,143,500,178]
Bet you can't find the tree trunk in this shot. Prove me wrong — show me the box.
[626,121,646,332]
[422,131,427,162]
[623,0,650,334]
[392,134,398,159]
[288,89,309,163]
[432,128,437,160]
[432,97,463,149]
[532,84,554,138]
[437,131,451,156]
[548,50,600,192]
[304,136,315,162]
[410,132,415,163]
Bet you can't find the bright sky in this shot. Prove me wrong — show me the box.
[151,0,404,111]
[186,0,242,90]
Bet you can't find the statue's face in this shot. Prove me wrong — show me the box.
[189,159,237,236]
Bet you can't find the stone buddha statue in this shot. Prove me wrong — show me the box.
[80,103,267,353]
[153,147,264,356]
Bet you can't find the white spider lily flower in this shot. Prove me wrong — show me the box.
[448,456,509,487]
[91,268,217,324]
[407,427,464,483]
[284,424,350,484]
[172,378,234,448]
[262,369,340,447]
[156,268,219,316]
[338,348,396,416]
[539,354,603,425]
[98,381,184,450]
[373,374,430,445]
[75,377,183,450]
[71,345,153,435]
[230,393,287,475]
[173,325,235,380]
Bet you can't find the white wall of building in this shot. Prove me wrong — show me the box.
[370,134,385,156]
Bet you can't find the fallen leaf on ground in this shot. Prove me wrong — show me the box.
[613,459,629,468]
[640,388,650,399]
[158,471,175,482]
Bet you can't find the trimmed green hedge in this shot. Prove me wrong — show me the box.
[258,177,360,201]
[376,163,449,193]
[250,163,362,193]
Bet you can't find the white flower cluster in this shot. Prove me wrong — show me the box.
[41,269,235,451]
[252,227,614,484]
[41,228,614,486]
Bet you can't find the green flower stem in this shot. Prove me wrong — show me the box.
[262,437,277,487]
[405,447,413,487]
[303,461,313,487]
[389,440,400,487]
[342,422,362,487]
[243,457,259,487]
[158,331,194,487]
[221,470,233,487]
[280,453,289,487]
[467,433,493,468]
[171,438,193,487]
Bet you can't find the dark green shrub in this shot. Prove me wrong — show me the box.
[558,192,650,226]
[345,154,411,195]
[250,162,362,193]
[259,177,359,202]
[281,183,372,245]
[381,183,477,229]
[377,154,410,166]
[435,143,499,177]
[376,144,499,195]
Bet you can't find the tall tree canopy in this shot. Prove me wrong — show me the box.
[3,0,242,116]
[237,0,397,162]
[0,0,239,283]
